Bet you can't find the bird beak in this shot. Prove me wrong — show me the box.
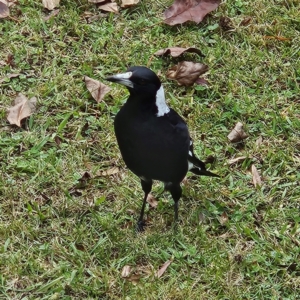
[105,71,134,88]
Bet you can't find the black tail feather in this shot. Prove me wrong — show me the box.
[190,167,220,178]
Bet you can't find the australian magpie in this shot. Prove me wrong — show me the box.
[106,66,219,231]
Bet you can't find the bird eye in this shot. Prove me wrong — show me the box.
[139,79,146,85]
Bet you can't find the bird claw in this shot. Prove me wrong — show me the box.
[137,220,146,232]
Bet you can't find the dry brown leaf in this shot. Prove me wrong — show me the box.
[99,2,119,13]
[154,47,203,58]
[227,122,248,142]
[255,136,263,147]
[7,93,37,127]
[146,193,158,208]
[121,265,131,278]
[251,164,262,187]
[195,77,209,86]
[85,76,111,103]
[43,9,59,21]
[42,0,60,10]
[164,0,221,26]
[228,156,247,165]
[88,0,106,2]
[156,260,172,278]
[0,0,9,18]
[166,61,208,86]
[121,0,139,8]
[101,166,119,176]
[239,16,252,26]
[219,211,229,225]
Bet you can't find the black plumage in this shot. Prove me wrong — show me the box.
[106,66,219,231]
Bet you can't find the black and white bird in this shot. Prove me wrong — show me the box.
[106,66,219,231]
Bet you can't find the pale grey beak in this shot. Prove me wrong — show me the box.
[106,71,134,88]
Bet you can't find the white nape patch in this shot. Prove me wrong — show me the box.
[156,85,170,117]
[188,160,194,170]
[114,71,133,79]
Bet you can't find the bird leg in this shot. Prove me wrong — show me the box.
[137,179,152,232]
[168,183,182,224]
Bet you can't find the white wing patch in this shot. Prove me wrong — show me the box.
[156,85,170,117]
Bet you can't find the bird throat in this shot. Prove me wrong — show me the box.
[155,85,170,117]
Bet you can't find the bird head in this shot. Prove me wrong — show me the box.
[106,66,161,96]
[106,66,170,116]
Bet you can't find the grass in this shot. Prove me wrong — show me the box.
[0,0,299,298]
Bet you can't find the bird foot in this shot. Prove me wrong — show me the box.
[137,220,146,232]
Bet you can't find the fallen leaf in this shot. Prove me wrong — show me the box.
[0,0,9,18]
[195,77,209,86]
[6,54,15,67]
[219,211,228,225]
[121,265,131,278]
[164,0,221,26]
[239,16,252,26]
[85,76,111,103]
[88,0,106,2]
[219,16,234,31]
[156,260,172,278]
[75,244,85,251]
[101,166,119,176]
[228,156,247,165]
[166,61,208,86]
[42,0,60,10]
[251,164,262,187]
[146,194,158,208]
[43,9,59,21]
[7,93,37,127]
[121,0,139,8]
[255,136,263,147]
[227,122,248,142]
[154,47,203,58]
[98,2,119,13]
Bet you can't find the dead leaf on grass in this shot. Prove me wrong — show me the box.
[42,0,60,10]
[98,1,119,13]
[7,93,37,127]
[121,265,131,278]
[228,156,248,165]
[264,35,291,41]
[146,193,158,208]
[251,164,262,187]
[88,0,106,2]
[154,47,203,58]
[239,16,252,26]
[219,211,229,225]
[166,61,208,86]
[255,136,263,147]
[0,0,9,18]
[164,0,221,26]
[121,0,139,8]
[101,166,119,176]
[155,260,173,278]
[43,9,59,21]
[85,76,111,103]
[227,122,248,142]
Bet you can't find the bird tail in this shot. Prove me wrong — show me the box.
[190,166,220,178]
[188,138,220,178]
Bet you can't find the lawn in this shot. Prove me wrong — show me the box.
[0,0,299,299]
